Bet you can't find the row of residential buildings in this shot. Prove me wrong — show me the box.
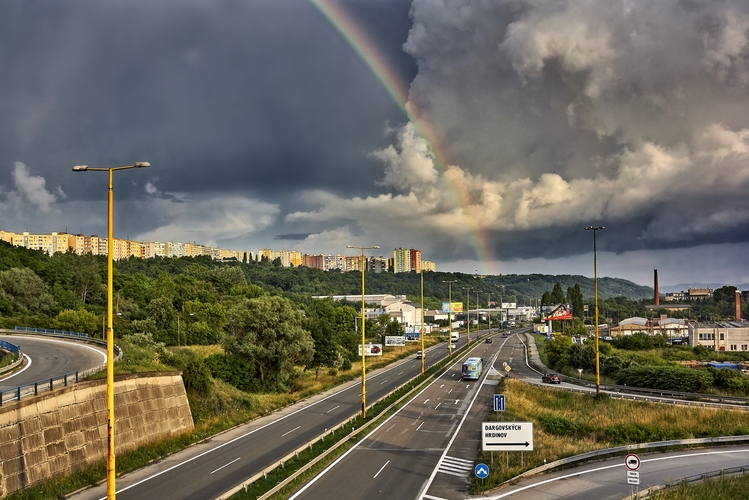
[0,229,435,273]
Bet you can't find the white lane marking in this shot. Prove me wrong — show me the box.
[483,449,749,499]
[326,406,340,413]
[416,422,425,431]
[373,460,390,478]
[282,426,301,437]
[448,389,453,394]
[386,424,395,433]
[439,384,444,388]
[434,403,441,409]
[0,354,32,382]
[454,400,459,404]
[210,457,240,475]
[380,379,388,385]
[398,371,404,375]
[423,495,448,500]
[103,342,429,499]
[466,385,469,388]
[451,373,455,377]
[424,399,430,404]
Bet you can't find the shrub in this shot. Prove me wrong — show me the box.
[539,415,584,437]
[614,365,713,392]
[182,358,213,395]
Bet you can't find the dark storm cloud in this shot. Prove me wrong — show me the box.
[275,233,314,241]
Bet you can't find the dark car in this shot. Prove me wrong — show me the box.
[542,372,561,384]
[485,338,493,343]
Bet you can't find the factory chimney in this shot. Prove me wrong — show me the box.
[737,290,742,321]
[654,269,659,306]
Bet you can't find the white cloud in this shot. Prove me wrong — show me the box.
[135,194,279,246]
[10,162,61,212]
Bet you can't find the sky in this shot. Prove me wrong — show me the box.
[3,0,749,288]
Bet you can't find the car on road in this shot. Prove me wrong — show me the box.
[451,343,457,349]
[485,338,493,343]
[542,371,562,384]
[416,350,422,359]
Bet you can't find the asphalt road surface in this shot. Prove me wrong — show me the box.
[482,445,749,500]
[289,333,522,500]
[68,333,494,500]
[0,334,106,390]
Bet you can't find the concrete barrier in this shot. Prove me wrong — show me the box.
[0,372,193,497]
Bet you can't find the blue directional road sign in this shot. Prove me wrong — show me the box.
[493,394,505,411]
[475,463,490,479]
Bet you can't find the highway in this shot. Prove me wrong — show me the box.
[288,334,522,500]
[0,334,107,390]
[68,333,486,500]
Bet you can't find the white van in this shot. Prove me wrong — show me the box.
[451,331,459,342]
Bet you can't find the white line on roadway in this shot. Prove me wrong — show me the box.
[483,449,749,499]
[0,354,32,383]
[326,406,339,413]
[373,460,390,478]
[416,422,425,431]
[435,403,441,409]
[281,426,301,437]
[448,389,453,394]
[210,458,240,475]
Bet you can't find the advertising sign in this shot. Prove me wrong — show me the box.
[358,344,383,356]
[385,336,406,346]
[501,303,517,309]
[442,302,464,313]
[481,422,533,451]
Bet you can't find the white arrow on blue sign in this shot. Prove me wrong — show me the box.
[475,463,490,479]
[493,394,505,412]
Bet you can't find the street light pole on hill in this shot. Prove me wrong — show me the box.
[585,226,605,395]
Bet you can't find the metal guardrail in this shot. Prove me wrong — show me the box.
[622,464,749,500]
[509,435,749,484]
[0,327,122,406]
[14,325,90,338]
[0,339,23,376]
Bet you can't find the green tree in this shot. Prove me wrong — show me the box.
[54,309,100,335]
[541,291,552,305]
[713,286,738,304]
[551,282,565,304]
[567,284,584,319]
[544,335,572,370]
[0,267,57,315]
[71,254,102,304]
[224,295,314,391]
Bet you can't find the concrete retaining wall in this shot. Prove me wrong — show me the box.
[0,372,193,497]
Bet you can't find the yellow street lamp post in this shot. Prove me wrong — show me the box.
[585,226,605,395]
[347,244,379,418]
[442,280,458,356]
[73,162,150,500]
[475,290,480,338]
[420,271,425,375]
[463,287,473,342]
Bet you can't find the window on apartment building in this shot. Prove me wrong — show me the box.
[742,345,748,351]
[720,333,725,340]
[730,344,737,351]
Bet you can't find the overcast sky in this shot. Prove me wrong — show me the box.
[3,0,749,287]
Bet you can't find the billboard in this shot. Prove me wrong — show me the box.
[501,303,517,309]
[385,336,406,346]
[442,302,464,313]
[358,344,383,356]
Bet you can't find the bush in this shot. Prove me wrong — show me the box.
[205,353,271,393]
[182,358,213,395]
[614,365,714,392]
[539,415,584,437]
[341,357,352,371]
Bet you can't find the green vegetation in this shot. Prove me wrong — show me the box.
[472,378,749,492]
[650,475,749,499]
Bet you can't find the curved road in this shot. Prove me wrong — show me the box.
[0,334,106,390]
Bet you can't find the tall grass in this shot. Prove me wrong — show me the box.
[650,474,749,499]
[473,379,749,491]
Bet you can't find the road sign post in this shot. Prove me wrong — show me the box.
[481,422,534,451]
[625,453,641,470]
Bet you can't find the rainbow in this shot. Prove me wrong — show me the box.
[311,0,498,275]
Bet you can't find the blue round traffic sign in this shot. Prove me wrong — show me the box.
[475,463,490,479]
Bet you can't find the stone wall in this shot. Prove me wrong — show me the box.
[0,372,193,497]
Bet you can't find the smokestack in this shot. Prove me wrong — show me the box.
[654,269,659,306]
[737,290,742,321]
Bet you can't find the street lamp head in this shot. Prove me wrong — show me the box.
[347,245,355,248]
[585,226,605,231]
[372,246,380,249]
[72,165,89,172]
[133,162,150,168]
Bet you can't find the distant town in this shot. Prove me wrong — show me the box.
[0,229,435,273]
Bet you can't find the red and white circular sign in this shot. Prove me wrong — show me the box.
[624,453,641,470]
